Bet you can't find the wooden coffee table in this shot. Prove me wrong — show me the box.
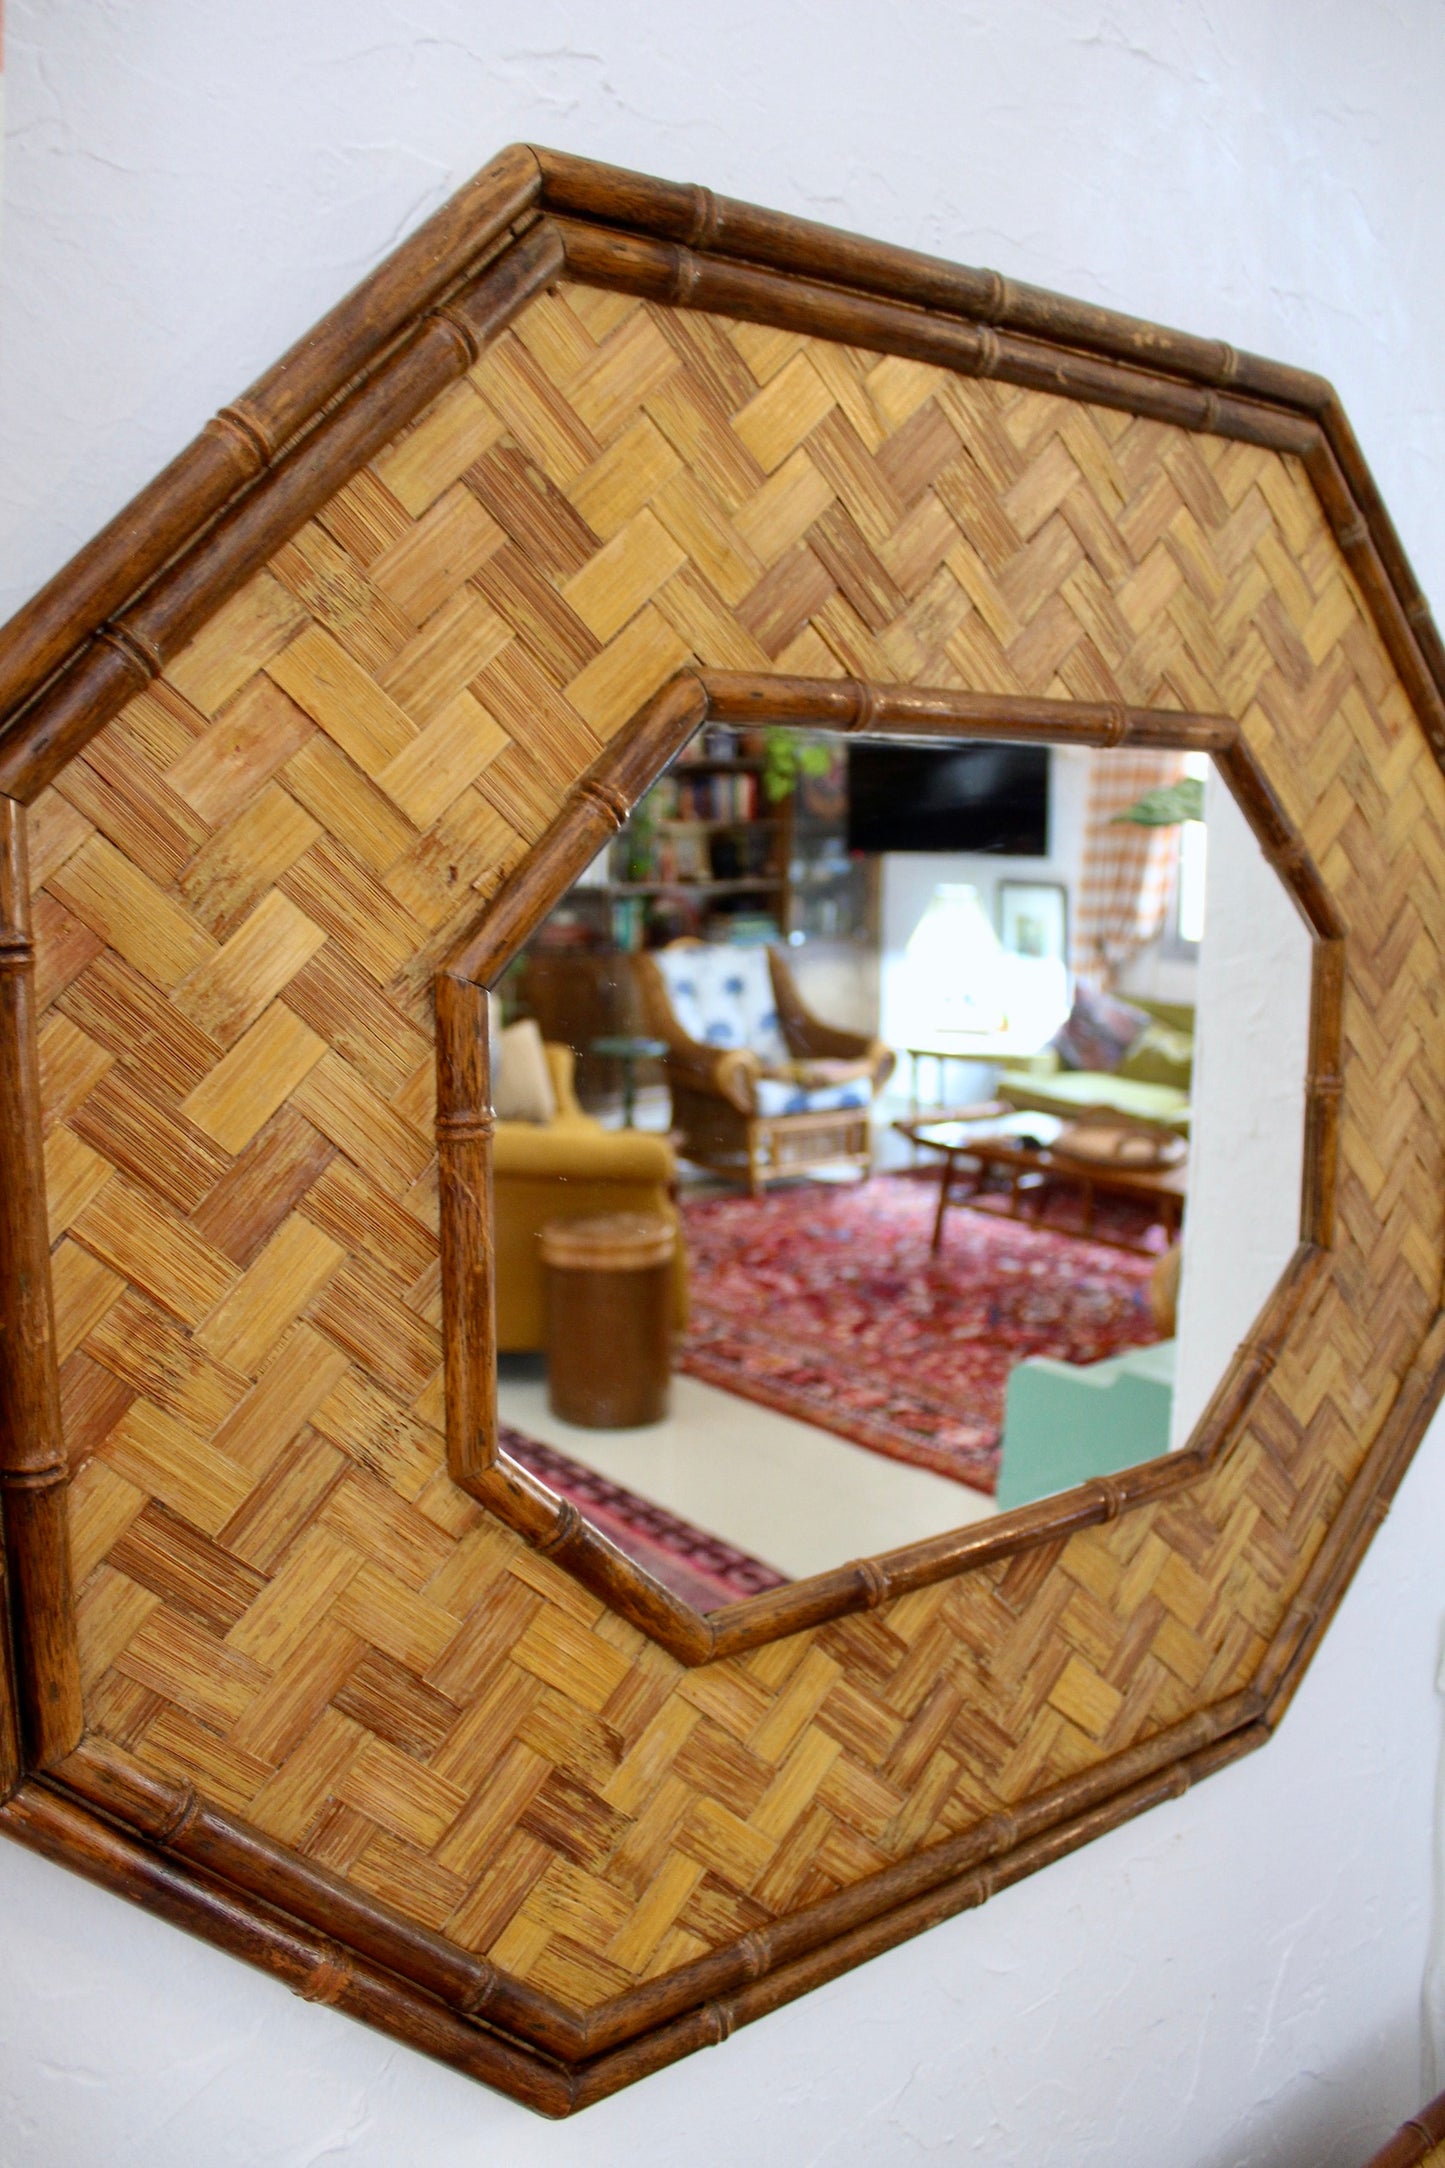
[896,1111,1187,1257]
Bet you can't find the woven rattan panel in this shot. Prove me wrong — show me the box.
[32,288,1445,2010]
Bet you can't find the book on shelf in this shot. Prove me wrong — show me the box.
[647,769,762,821]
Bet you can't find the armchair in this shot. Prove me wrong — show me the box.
[494,1042,686,1351]
[633,941,894,1193]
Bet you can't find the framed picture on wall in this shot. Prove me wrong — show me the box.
[997,879,1068,964]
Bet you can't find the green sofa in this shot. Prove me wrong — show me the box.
[996,996,1194,1137]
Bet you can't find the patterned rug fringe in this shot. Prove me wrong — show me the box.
[502,1426,788,1608]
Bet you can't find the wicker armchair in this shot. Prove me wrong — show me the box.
[633,941,894,1193]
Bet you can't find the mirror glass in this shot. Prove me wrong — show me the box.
[492,723,1311,1607]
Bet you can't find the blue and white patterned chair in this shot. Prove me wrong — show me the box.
[634,941,894,1192]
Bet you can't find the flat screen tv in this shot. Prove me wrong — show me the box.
[846,741,1050,855]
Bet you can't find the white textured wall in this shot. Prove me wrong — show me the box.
[1170,771,1312,1450]
[3,5,1444,2163]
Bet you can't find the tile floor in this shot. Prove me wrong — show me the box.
[496,1355,996,1584]
[511,1086,1004,1582]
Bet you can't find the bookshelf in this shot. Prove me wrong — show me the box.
[511,727,876,1103]
[602,738,792,951]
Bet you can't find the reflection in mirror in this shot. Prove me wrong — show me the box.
[491,722,1311,1607]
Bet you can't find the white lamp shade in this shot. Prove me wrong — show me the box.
[900,883,1009,1038]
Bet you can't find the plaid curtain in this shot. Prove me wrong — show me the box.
[1072,749,1187,986]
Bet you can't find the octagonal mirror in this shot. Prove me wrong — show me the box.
[11,135,1431,2116]
[473,706,1315,1618]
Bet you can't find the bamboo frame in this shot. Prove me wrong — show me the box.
[0,1699,1270,2117]
[0,145,1439,2118]
[0,800,82,1768]
[2,151,1444,791]
[1362,2085,1445,2168]
[437,669,1342,1664]
[1,1274,1438,2119]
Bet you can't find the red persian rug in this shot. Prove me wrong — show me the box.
[502,1426,787,1609]
[679,1173,1162,1494]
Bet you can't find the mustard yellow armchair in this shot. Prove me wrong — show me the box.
[493,1044,687,1352]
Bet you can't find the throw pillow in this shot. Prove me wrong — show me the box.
[493,1017,558,1123]
[1117,1021,1194,1091]
[1051,982,1151,1072]
[656,944,788,1063]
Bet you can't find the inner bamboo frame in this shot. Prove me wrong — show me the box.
[436,667,1344,1664]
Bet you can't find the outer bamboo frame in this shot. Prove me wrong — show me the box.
[0,144,1440,2116]
[0,800,83,1771]
[437,670,1343,1665]
[1363,2086,1445,2168]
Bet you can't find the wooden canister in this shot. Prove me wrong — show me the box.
[539,1211,676,1428]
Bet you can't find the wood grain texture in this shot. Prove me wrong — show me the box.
[0,800,84,1765]
[0,154,1441,2113]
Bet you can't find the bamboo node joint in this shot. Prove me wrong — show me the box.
[436,1110,496,1144]
[667,245,701,307]
[736,1929,770,1980]
[427,304,481,370]
[846,681,880,734]
[685,184,720,251]
[1241,1337,1279,1379]
[577,777,630,829]
[297,1954,352,2008]
[854,1557,890,1609]
[974,325,1001,379]
[0,1462,68,1493]
[96,623,162,685]
[703,1999,736,2045]
[458,1960,500,2016]
[154,1780,201,1846]
[537,1497,584,1556]
[211,404,274,473]
[1090,1475,1126,1521]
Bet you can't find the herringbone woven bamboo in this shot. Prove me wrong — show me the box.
[29,286,1445,2029]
